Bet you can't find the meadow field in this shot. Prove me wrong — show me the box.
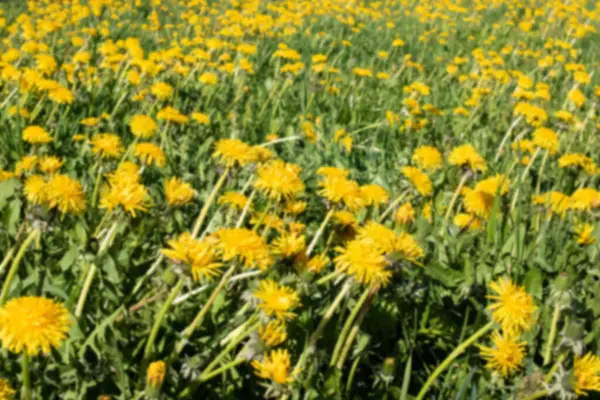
[0,0,599,398]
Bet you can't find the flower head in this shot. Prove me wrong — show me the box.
[129,114,157,138]
[448,144,487,172]
[272,231,306,257]
[575,223,595,246]
[394,203,415,225]
[574,353,600,396]
[164,177,195,206]
[100,174,149,217]
[255,160,304,201]
[412,146,442,171]
[0,378,15,400]
[360,184,389,206]
[22,126,52,144]
[134,143,166,167]
[479,331,526,377]
[335,239,391,287]
[533,127,559,154]
[487,277,536,335]
[91,134,124,158]
[147,360,166,387]
[218,192,249,210]
[0,296,71,355]
[24,175,47,205]
[318,176,365,211]
[162,233,222,281]
[39,156,64,174]
[402,166,432,196]
[259,320,287,347]
[213,139,257,168]
[45,174,87,215]
[251,349,294,384]
[214,228,272,270]
[254,280,300,320]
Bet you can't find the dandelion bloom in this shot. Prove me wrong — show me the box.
[251,349,294,384]
[474,174,510,196]
[91,134,124,159]
[360,184,389,206]
[569,188,600,211]
[395,232,425,261]
[533,127,559,155]
[48,87,74,104]
[259,320,287,347]
[461,187,494,219]
[479,331,526,377]
[559,153,597,175]
[333,210,358,228]
[24,175,47,205]
[575,223,595,246]
[574,353,600,396]
[318,175,365,211]
[335,239,391,287]
[162,232,222,281]
[100,176,149,217]
[306,254,329,274]
[454,213,482,231]
[402,166,432,197]
[255,160,305,201]
[191,112,210,125]
[284,200,307,215]
[39,156,64,174]
[164,177,195,206]
[532,191,570,217]
[150,82,173,100]
[146,360,166,387]
[487,277,536,335]
[448,144,487,172]
[568,88,586,108]
[356,221,398,254]
[213,139,257,168]
[412,146,442,171]
[254,280,300,320]
[45,174,87,215]
[218,192,249,210]
[395,202,415,225]
[0,378,14,399]
[0,296,71,355]
[134,143,166,167]
[22,126,52,144]
[15,156,38,176]
[157,106,189,124]
[129,114,157,138]
[214,228,272,270]
[272,232,305,257]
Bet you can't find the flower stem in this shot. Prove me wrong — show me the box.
[22,352,32,400]
[143,279,184,361]
[191,168,230,238]
[443,172,470,223]
[415,321,494,400]
[175,264,237,354]
[0,228,40,305]
[306,209,334,257]
[75,263,97,319]
[330,287,373,367]
[523,390,551,400]
[179,358,245,398]
[380,192,409,222]
[91,163,103,208]
[543,304,561,365]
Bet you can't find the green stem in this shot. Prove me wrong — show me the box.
[0,229,40,305]
[22,352,31,400]
[0,246,15,276]
[91,163,103,208]
[191,168,230,238]
[75,263,97,319]
[306,209,334,257]
[379,192,409,222]
[143,279,185,361]
[415,321,494,400]
[345,356,361,393]
[524,390,551,400]
[443,172,470,223]
[175,264,237,354]
[179,358,245,398]
[315,270,341,286]
[545,353,566,383]
[543,304,561,365]
[330,287,372,367]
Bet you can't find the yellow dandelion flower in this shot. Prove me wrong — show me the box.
[568,88,586,108]
[272,232,306,257]
[0,296,71,355]
[533,127,559,154]
[199,72,218,85]
[254,280,300,320]
[164,177,195,206]
[318,175,365,211]
[394,203,415,225]
[575,223,595,246]
[356,221,398,254]
[251,349,294,384]
[448,144,487,172]
[574,353,600,396]
[487,277,537,336]
[259,320,287,347]
[129,115,157,138]
[474,174,510,196]
[157,106,188,124]
[146,360,166,387]
[80,117,99,127]
[48,87,74,104]
[395,232,425,261]
[254,160,305,201]
[22,126,52,144]
[150,82,173,100]
[100,177,148,217]
[191,112,210,125]
[335,239,391,287]
[284,200,307,215]
[214,228,272,270]
[134,143,166,167]
[360,184,389,206]
[462,187,494,219]
[162,232,222,281]
[532,191,570,216]
[39,156,64,175]
[0,378,14,400]
[45,174,87,215]
[402,166,432,197]
[218,192,249,210]
[333,210,358,228]
[91,134,124,159]
[569,188,600,211]
[15,156,38,176]
[454,213,482,231]
[24,175,47,205]
[213,139,257,168]
[479,331,526,377]
[412,146,442,171]
[107,162,140,184]
[306,254,329,274]
[559,153,597,175]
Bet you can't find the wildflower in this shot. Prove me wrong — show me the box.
[574,353,600,396]
[100,177,148,217]
[568,88,586,108]
[0,170,14,182]
[163,177,195,206]
[513,102,548,127]
[474,175,510,196]
[49,87,74,104]
[333,210,358,228]
[356,222,397,254]
[533,127,559,154]
[454,213,482,231]
[318,175,365,211]
[15,156,37,176]
[251,349,294,384]
[335,239,391,287]
[254,280,300,320]
[569,188,600,211]
[532,191,570,216]
[0,378,14,400]
[255,160,304,201]
[213,139,257,168]
[157,106,189,124]
[129,115,157,138]
[559,153,597,175]
[91,134,124,158]
[395,232,425,260]
[575,223,595,246]
[479,331,526,377]
[162,233,222,280]
[487,278,537,335]
[191,112,210,125]
[412,146,442,171]
[462,187,494,219]
[22,126,52,144]
[24,175,47,205]
[449,144,487,172]
[402,166,432,196]
[284,200,307,215]
[316,166,349,178]
[150,82,173,100]
[39,156,63,174]
[272,232,306,257]
[199,72,218,85]
[134,143,166,167]
[306,254,329,274]
[352,67,373,77]
[0,296,71,355]
[360,184,389,206]
[395,203,415,225]
[45,174,86,215]
[215,228,272,270]
[147,361,166,387]
[259,320,287,348]
[218,192,249,210]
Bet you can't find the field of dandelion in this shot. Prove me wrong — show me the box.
[0,0,600,399]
